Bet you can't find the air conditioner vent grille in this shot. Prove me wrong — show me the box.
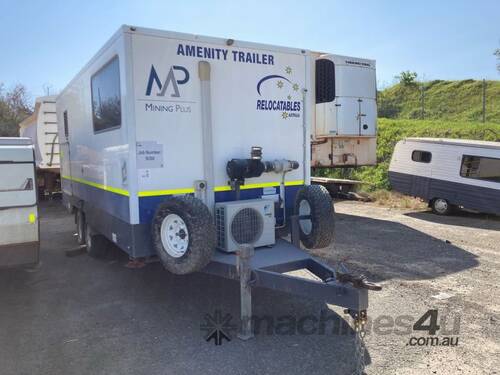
[215,206,225,249]
[231,207,263,244]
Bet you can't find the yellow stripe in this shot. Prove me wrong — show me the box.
[140,180,305,197]
[61,175,304,198]
[61,175,130,197]
[138,187,195,197]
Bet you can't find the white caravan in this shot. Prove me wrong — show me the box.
[56,25,376,274]
[0,138,39,267]
[19,95,60,196]
[389,138,500,215]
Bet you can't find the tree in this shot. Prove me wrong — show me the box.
[395,71,418,86]
[0,83,33,137]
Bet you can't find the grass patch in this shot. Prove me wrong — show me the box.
[369,190,428,210]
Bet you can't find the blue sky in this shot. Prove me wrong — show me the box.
[0,0,499,101]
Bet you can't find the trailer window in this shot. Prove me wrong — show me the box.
[412,150,432,163]
[91,56,121,132]
[460,155,500,183]
[315,59,335,103]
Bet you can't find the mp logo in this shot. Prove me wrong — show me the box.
[145,65,190,97]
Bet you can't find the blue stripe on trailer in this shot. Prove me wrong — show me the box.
[65,178,130,222]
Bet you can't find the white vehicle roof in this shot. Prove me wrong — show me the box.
[404,137,500,150]
[0,137,32,146]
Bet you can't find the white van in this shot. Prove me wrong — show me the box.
[389,138,500,215]
[0,138,39,267]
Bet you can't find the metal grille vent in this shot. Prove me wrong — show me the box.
[315,59,335,104]
[231,207,263,244]
[215,206,226,249]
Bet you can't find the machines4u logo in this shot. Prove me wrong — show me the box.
[256,66,302,120]
[145,65,190,97]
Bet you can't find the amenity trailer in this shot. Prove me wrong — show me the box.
[0,138,39,267]
[389,138,500,215]
[57,26,379,332]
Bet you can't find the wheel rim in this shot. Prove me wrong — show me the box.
[434,199,448,213]
[298,199,312,235]
[160,214,189,258]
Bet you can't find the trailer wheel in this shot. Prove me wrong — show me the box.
[294,185,335,249]
[75,209,86,245]
[152,195,216,275]
[85,223,109,258]
[431,198,453,215]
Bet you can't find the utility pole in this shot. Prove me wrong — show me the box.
[420,81,425,120]
[482,79,486,123]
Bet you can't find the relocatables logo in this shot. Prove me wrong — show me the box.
[146,65,190,97]
[255,66,302,120]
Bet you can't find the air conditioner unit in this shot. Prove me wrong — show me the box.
[215,199,275,253]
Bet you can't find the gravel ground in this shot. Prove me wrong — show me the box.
[319,201,500,375]
[0,200,499,374]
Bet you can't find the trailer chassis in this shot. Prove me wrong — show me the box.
[202,216,380,339]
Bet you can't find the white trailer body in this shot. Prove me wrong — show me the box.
[389,138,500,215]
[0,138,39,267]
[19,96,60,170]
[19,96,60,197]
[55,26,380,317]
[56,25,374,258]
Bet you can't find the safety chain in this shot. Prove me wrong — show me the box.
[352,311,367,375]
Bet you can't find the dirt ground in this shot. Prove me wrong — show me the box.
[321,201,500,374]
[1,200,499,374]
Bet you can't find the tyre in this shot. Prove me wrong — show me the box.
[85,223,110,258]
[75,209,86,245]
[431,198,453,215]
[152,195,216,275]
[294,185,335,249]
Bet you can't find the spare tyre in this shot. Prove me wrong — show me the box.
[294,184,335,249]
[152,195,216,275]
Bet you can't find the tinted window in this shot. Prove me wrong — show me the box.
[91,56,121,132]
[412,150,432,163]
[460,155,500,183]
[315,59,335,104]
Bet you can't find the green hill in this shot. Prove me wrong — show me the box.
[378,79,500,123]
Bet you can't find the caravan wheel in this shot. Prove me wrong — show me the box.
[152,196,216,275]
[431,198,453,215]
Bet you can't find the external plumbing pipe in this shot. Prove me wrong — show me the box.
[198,61,215,214]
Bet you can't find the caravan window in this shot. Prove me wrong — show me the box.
[460,155,500,183]
[412,150,432,163]
[315,59,335,103]
[91,56,121,133]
